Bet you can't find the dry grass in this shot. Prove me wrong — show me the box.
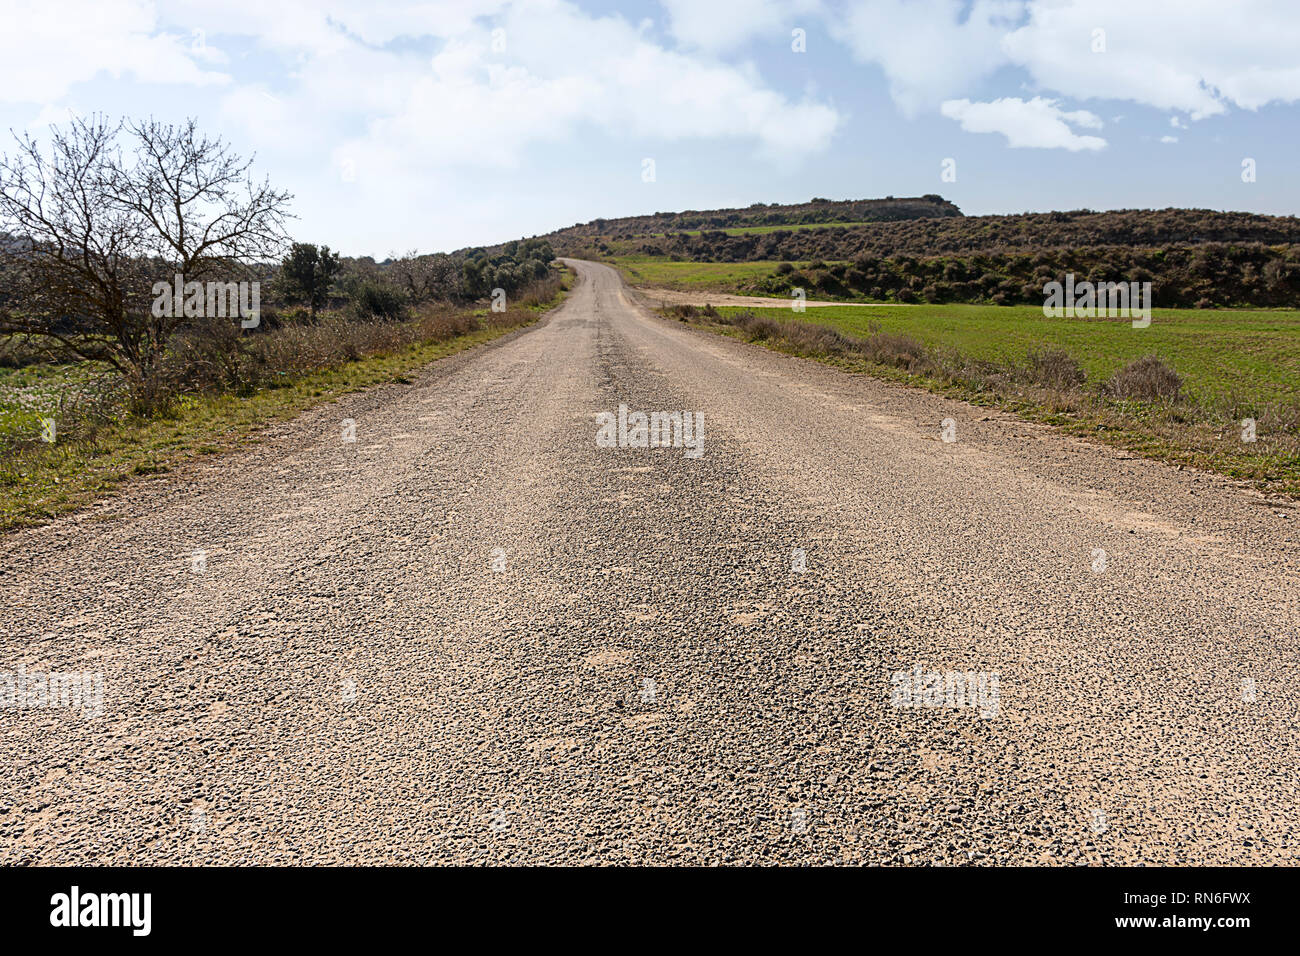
[718,309,933,372]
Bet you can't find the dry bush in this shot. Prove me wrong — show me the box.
[1025,347,1086,390]
[416,305,481,340]
[165,321,250,393]
[52,373,126,440]
[851,328,933,373]
[1104,354,1183,401]
[516,273,562,308]
[153,310,476,400]
[737,312,783,341]
[1262,401,1300,435]
[947,356,1016,392]
[4,276,560,469]
[782,321,853,355]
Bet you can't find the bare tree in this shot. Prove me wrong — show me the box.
[107,118,290,283]
[0,115,292,400]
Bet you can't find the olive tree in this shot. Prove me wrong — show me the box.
[277,242,340,318]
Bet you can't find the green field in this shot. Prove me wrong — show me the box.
[610,254,870,293]
[717,303,1300,412]
[606,254,874,298]
[672,301,1300,495]
[611,255,799,289]
[610,252,1300,417]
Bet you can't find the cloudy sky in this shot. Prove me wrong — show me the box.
[2,0,1298,256]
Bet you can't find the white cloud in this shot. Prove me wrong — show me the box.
[1001,1,1300,118]
[0,0,228,104]
[1160,135,1178,143]
[661,0,824,54]
[237,0,845,175]
[0,0,835,171]
[25,104,84,131]
[164,0,510,57]
[831,0,1027,116]
[834,0,1300,124]
[0,0,846,253]
[1,0,841,172]
[940,96,1106,150]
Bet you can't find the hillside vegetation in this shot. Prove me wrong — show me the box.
[549,194,960,243]
[550,199,1300,308]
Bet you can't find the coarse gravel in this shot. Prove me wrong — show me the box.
[0,258,1296,865]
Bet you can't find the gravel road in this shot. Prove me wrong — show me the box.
[2,258,1297,865]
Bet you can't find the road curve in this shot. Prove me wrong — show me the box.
[2,258,1297,865]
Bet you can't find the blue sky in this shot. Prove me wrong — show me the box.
[2,0,1298,257]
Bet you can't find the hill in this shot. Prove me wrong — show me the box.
[536,201,1300,308]
[546,195,961,244]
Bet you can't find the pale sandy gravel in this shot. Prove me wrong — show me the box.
[0,258,1296,865]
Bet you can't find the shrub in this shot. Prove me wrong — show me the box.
[515,273,563,308]
[1105,354,1183,401]
[849,327,932,372]
[1025,347,1086,390]
[732,311,782,341]
[414,307,480,342]
[275,304,314,326]
[349,282,406,321]
[783,321,852,355]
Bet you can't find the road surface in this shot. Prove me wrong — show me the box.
[2,258,1297,864]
